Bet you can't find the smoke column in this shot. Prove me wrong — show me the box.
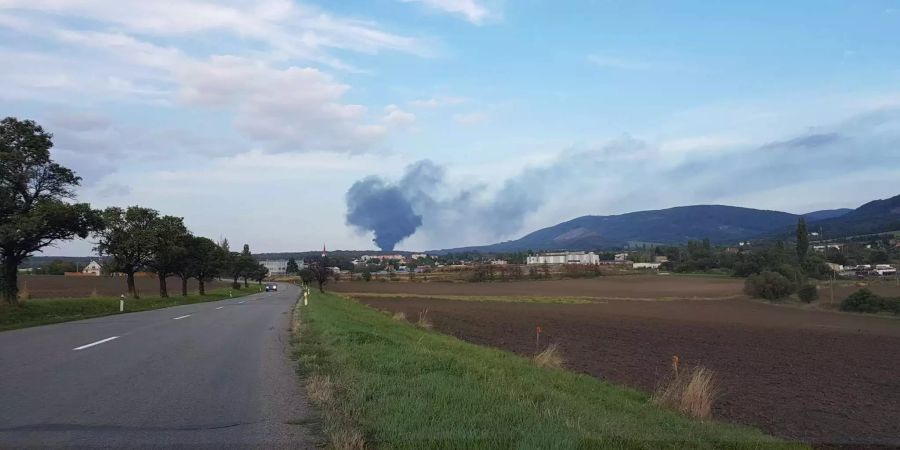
[345,177,422,251]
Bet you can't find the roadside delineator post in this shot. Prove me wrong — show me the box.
[119,294,125,312]
[304,286,309,306]
[535,326,542,353]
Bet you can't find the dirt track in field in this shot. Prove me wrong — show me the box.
[17,275,228,298]
[354,281,900,447]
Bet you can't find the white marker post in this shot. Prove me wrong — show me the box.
[304,289,308,306]
[119,294,125,312]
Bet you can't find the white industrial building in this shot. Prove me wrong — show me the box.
[260,259,288,275]
[526,251,600,265]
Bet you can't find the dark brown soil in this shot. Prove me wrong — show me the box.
[333,275,747,299]
[17,275,228,299]
[358,294,900,448]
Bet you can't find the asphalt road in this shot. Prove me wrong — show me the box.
[0,283,317,449]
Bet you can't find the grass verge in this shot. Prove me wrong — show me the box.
[293,290,806,449]
[0,285,264,331]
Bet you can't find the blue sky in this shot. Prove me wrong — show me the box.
[2,0,899,254]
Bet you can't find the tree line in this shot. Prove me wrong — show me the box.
[1,117,267,305]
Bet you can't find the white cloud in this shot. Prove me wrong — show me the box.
[452,111,488,125]
[0,6,421,154]
[409,96,466,108]
[586,54,653,71]
[177,55,385,152]
[1,0,429,64]
[399,0,491,24]
[383,104,417,127]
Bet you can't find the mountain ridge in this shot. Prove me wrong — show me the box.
[430,195,898,254]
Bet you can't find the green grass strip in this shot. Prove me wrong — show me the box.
[294,290,807,449]
[0,285,264,331]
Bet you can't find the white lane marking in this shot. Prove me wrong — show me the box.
[237,301,245,304]
[173,314,192,320]
[215,306,224,310]
[73,336,119,351]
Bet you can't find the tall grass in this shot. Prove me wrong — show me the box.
[416,308,432,329]
[652,357,718,420]
[17,280,30,302]
[293,291,804,449]
[533,343,564,368]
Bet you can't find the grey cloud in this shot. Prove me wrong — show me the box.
[96,182,133,198]
[49,111,112,132]
[761,132,843,150]
[46,112,245,185]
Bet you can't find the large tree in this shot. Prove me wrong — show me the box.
[223,243,255,289]
[309,258,330,293]
[238,244,255,287]
[188,237,225,295]
[251,263,269,285]
[286,257,300,274]
[146,216,190,298]
[0,117,100,305]
[94,206,160,299]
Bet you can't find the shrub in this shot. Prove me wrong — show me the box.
[361,271,372,282]
[797,284,818,303]
[840,289,884,313]
[883,298,900,315]
[744,271,795,300]
[731,260,761,278]
[773,264,803,288]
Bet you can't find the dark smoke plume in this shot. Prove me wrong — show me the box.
[345,176,422,251]
[344,159,541,251]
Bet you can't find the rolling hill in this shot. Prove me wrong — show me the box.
[804,195,900,239]
[433,195,898,253]
[801,208,852,221]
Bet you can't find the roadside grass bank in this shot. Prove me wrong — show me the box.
[293,290,805,449]
[0,285,262,331]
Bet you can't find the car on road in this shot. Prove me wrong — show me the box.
[265,283,278,292]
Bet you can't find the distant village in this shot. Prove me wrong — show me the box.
[21,230,899,281]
